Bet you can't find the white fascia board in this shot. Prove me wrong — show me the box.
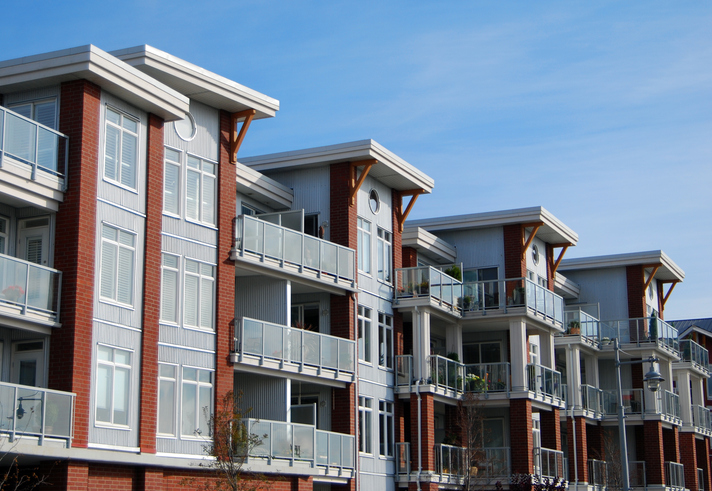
[235,162,293,209]
[402,226,457,264]
[559,250,685,282]
[241,139,435,193]
[554,272,581,300]
[408,206,578,246]
[111,45,279,118]
[0,45,189,121]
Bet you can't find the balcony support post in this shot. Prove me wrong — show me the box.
[395,189,426,232]
[348,159,376,205]
[551,243,572,276]
[660,279,679,310]
[229,109,255,164]
[521,222,544,261]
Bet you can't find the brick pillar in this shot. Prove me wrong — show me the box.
[644,420,665,485]
[626,265,646,342]
[50,80,101,448]
[663,426,680,463]
[541,408,561,451]
[409,483,439,491]
[680,433,698,491]
[510,399,533,475]
[503,224,526,303]
[138,113,164,454]
[586,423,603,461]
[546,243,555,291]
[697,437,711,491]
[293,475,313,491]
[137,467,164,491]
[402,247,418,268]
[567,416,588,483]
[410,392,436,473]
[445,403,465,446]
[214,110,238,403]
[50,461,89,490]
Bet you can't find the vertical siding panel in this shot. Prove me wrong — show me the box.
[235,373,288,421]
[236,277,288,325]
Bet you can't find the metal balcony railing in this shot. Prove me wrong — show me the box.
[247,418,354,471]
[680,339,710,373]
[396,442,410,476]
[699,468,705,491]
[0,106,68,182]
[396,355,510,395]
[464,363,510,393]
[564,308,601,341]
[665,461,685,491]
[662,390,680,420]
[600,316,678,353]
[534,447,565,479]
[436,444,467,478]
[588,459,608,488]
[630,461,647,488]
[234,215,356,286]
[395,266,463,312]
[602,388,645,415]
[581,384,603,414]
[234,317,355,377]
[0,381,75,445]
[694,405,712,433]
[527,364,564,400]
[0,253,62,323]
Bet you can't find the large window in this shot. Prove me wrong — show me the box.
[184,259,215,330]
[100,224,135,306]
[96,345,131,426]
[9,99,57,129]
[379,400,394,457]
[160,254,180,323]
[359,396,373,454]
[358,306,372,363]
[463,341,501,365]
[378,313,393,369]
[377,227,392,282]
[104,107,138,189]
[357,217,371,274]
[158,364,177,436]
[164,148,181,215]
[186,155,216,226]
[181,367,212,438]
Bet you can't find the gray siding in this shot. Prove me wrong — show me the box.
[437,227,504,274]
[564,267,629,320]
[164,101,219,162]
[4,86,60,106]
[235,373,288,421]
[236,276,288,325]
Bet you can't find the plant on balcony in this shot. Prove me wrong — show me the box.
[444,265,462,281]
[419,280,430,296]
[465,374,486,392]
[567,320,580,335]
[510,474,567,491]
[1,285,24,302]
[462,295,474,310]
[649,311,659,342]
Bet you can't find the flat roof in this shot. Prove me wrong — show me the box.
[0,45,188,121]
[559,250,684,282]
[407,206,578,246]
[240,139,435,193]
[235,162,293,210]
[112,45,279,119]
[402,227,457,264]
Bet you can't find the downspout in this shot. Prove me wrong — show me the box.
[569,347,578,491]
[352,291,360,491]
[415,305,422,491]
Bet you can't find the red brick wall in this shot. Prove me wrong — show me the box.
[680,432,698,491]
[409,483,439,491]
[696,437,711,491]
[626,265,646,319]
[644,420,665,485]
[330,162,357,250]
[510,399,533,474]
[503,225,526,280]
[50,80,101,448]
[137,467,164,491]
[139,113,164,453]
[402,247,418,268]
[541,408,561,451]
[410,392,436,472]
[663,426,680,463]
[567,416,588,483]
[586,423,603,461]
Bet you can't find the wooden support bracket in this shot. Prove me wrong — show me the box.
[230,109,256,164]
[551,243,572,276]
[660,280,679,310]
[521,222,544,260]
[642,264,661,293]
[349,160,377,206]
[396,189,425,232]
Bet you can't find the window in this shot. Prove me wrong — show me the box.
[357,217,371,274]
[291,303,320,331]
[377,227,392,282]
[359,396,373,454]
[528,270,547,288]
[184,259,215,330]
[358,306,372,363]
[0,217,7,254]
[104,107,138,189]
[304,213,319,238]
[100,224,135,306]
[160,254,180,323]
[241,203,262,216]
[181,367,212,437]
[164,148,181,215]
[531,244,540,265]
[379,400,394,457]
[378,313,393,369]
[96,345,131,426]
[369,189,380,214]
[174,112,196,141]
[186,155,216,226]
[158,364,177,436]
[9,99,57,129]
[463,341,501,365]
[463,267,499,309]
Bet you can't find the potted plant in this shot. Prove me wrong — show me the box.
[568,320,581,335]
[2,285,24,303]
[462,295,473,310]
[649,311,659,342]
[444,265,462,281]
[419,280,429,296]
[465,374,486,392]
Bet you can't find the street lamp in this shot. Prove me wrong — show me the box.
[614,338,664,491]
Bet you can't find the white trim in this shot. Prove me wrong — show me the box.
[161,232,218,249]
[87,443,140,452]
[157,341,216,355]
[96,197,147,218]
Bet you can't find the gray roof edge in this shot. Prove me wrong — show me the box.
[560,250,685,281]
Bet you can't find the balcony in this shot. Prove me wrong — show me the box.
[665,461,685,491]
[394,266,462,316]
[693,405,712,435]
[588,459,608,489]
[232,317,355,384]
[678,339,710,376]
[534,447,565,479]
[232,215,356,292]
[396,442,410,477]
[462,278,564,330]
[601,316,679,355]
[0,106,68,191]
[396,443,511,483]
[0,381,75,447]
[662,390,681,422]
[435,444,466,482]
[560,308,601,346]
[0,254,62,327]
[527,364,564,402]
[602,388,681,424]
[246,418,354,476]
[581,384,603,415]
[699,468,705,491]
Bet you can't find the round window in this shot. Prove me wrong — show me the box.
[369,189,380,214]
[531,244,540,265]
[648,285,654,299]
[175,112,197,141]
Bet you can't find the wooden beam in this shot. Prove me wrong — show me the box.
[229,109,256,164]
[396,190,425,232]
[661,280,679,309]
[348,159,377,206]
[552,244,571,276]
[642,264,661,293]
[521,222,544,260]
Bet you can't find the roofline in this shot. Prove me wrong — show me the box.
[402,226,457,264]
[240,139,434,193]
[111,45,279,118]
[235,162,293,209]
[559,250,684,281]
[0,45,189,121]
[407,206,578,245]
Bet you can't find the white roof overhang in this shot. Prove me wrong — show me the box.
[235,162,293,210]
[559,250,684,282]
[401,227,457,264]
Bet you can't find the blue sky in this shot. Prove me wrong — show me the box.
[2,1,710,320]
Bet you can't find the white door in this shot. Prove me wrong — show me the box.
[11,340,45,387]
[18,217,50,266]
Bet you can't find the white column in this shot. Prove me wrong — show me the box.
[509,319,528,392]
[412,308,431,381]
[540,332,554,368]
[566,346,583,410]
[676,370,693,426]
[691,376,704,407]
[446,322,462,363]
[285,280,292,326]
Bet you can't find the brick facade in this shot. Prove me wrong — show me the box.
[567,417,588,483]
[644,420,665,485]
[680,432,698,491]
[402,246,418,268]
[510,399,533,475]
[540,408,561,451]
[410,392,436,472]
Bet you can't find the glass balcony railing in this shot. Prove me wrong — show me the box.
[464,363,510,393]
[527,364,563,400]
[234,215,356,286]
[602,388,645,415]
[429,355,464,391]
[630,461,647,488]
[534,447,565,479]
[482,447,511,478]
[581,384,603,414]
[564,308,601,341]
[396,355,414,387]
[462,278,563,328]
[0,381,75,445]
[396,442,410,476]
[436,444,466,477]
[395,266,462,312]
[588,459,608,488]
[0,253,62,323]
[0,106,68,181]
[666,461,685,490]
[234,317,355,377]
[699,468,705,491]
[662,390,680,420]
[680,339,710,373]
[247,418,354,470]
[694,405,712,432]
[396,355,510,394]
[600,316,678,353]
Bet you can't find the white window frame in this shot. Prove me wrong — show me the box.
[357,217,372,274]
[163,147,181,216]
[181,366,213,439]
[378,313,393,370]
[99,223,136,307]
[358,305,372,363]
[95,344,132,427]
[185,154,217,227]
[183,258,215,331]
[359,396,373,454]
[157,363,178,437]
[160,253,180,324]
[103,106,139,191]
[0,216,8,255]
[379,400,394,458]
[377,227,392,283]
[8,98,58,129]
